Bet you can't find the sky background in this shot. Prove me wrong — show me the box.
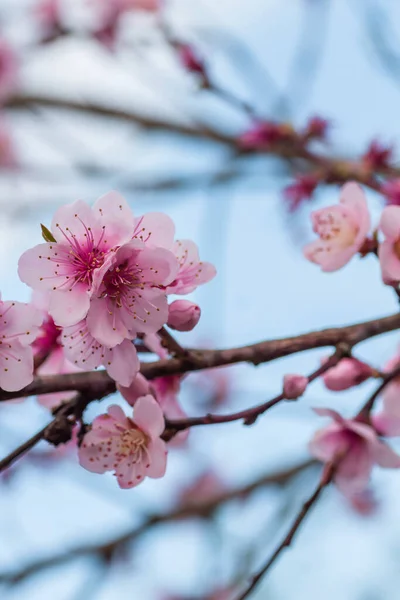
[2,0,400,598]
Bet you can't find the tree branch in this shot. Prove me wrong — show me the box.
[0,311,398,403]
[236,463,335,600]
[0,458,316,584]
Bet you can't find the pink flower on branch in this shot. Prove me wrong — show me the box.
[0,298,42,392]
[378,205,400,284]
[309,408,400,495]
[283,374,308,399]
[322,357,374,391]
[86,239,178,347]
[18,191,135,327]
[79,395,167,489]
[166,240,216,295]
[303,182,370,271]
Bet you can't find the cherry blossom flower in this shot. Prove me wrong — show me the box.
[0,297,42,392]
[0,39,18,103]
[303,182,370,272]
[309,408,400,495]
[166,240,216,295]
[79,395,167,489]
[133,212,175,249]
[18,191,135,327]
[178,471,226,508]
[378,205,400,284]
[322,357,374,391]
[167,299,201,332]
[61,318,139,387]
[283,374,308,399]
[372,355,400,436]
[86,239,178,347]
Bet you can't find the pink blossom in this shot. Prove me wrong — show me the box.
[362,140,393,171]
[18,191,135,327]
[61,319,139,387]
[0,120,17,169]
[178,471,226,507]
[381,179,400,206]
[167,299,201,332]
[302,116,329,141]
[86,239,178,347]
[283,174,319,212]
[79,396,167,489]
[0,39,18,103]
[118,372,151,406]
[283,374,308,399]
[303,182,370,271]
[372,356,400,436]
[309,408,400,495]
[378,205,400,284]
[0,298,42,392]
[348,488,379,517]
[239,121,294,150]
[322,357,374,391]
[34,0,64,42]
[166,240,216,295]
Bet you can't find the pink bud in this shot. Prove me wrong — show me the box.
[362,140,393,171]
[283,374,308,400]
[303,116,329,141]
[322,357,373,391]
[283,174,319,212]
[167,300,201,332]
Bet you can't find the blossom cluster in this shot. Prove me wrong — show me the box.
[1,191,215,488]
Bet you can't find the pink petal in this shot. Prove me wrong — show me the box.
[133,212,175,249]
[133,395,165,439]
[78,428,121,474]
[0,342,34,391]
[378,242,400,283]
[313,407,344,422]
[146,437,168,478]
[49,287,90,327]
[308,427,345,462]
[379,205,400,240]
[0,301,42,346]
[128,287,169,336]
[93,191,135,247]
[371,440,400,468]
[118,373,151,407]
[51,200,96,244]
[335,443,373,495]
[115,455,147,489]
[105,340,139,387]
[107,404,129,425]
[86,296,132,347]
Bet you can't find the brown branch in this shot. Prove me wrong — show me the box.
[165,346,347,434]
[0,311,399,403]
[4,94,397,193]
[0,458,316,584]
[158,327,189,358]
[236,463,335,600]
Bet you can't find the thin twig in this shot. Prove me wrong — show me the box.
[236,463,335,600]
[358,363,400,419]
[0,459,316,584]
[158,327,188,358]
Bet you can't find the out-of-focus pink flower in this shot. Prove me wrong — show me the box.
[18,191,135,327]
[283,374,308,399]
[239,121,294,150]
[0,297,42,392]
[322,357,374,391]
[178,471,226,507]
[0,39,18,103]
[302,116,329,141]
[61,319,139,387]
[381,179,400,206]
[118,0,161,12]
[362,140,393,172]
[303,182,370,271]
[165,240,216,295]
[86,239,178,347]
[348,488,379,517]
[34,0,64,42]
[79,395,167,489]
[167,299,201,332]
[283,174,319,212]
[378,205,400,284]
[0,121,17,169]
[309,408,400,495]
[372,355,400,436]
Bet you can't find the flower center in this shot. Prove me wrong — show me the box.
[70,245,106,286]
[316,211,358,249]
[102,260,143,306]
[118,428,148,458]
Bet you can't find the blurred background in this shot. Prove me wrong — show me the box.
[2,0,400,598]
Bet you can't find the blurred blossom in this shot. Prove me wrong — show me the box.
[381,179,400,206]
[322,357,374,391]
[303,116,330,141]
[283,174,319,211]
[347,488,379,517]
[283,374,308,399]
[239,121,294,149]
[362,140,393,172]
[178,471,226,508]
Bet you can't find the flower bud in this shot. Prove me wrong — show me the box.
[167,300,201,332]
[283,374,308,400]
[322,357,373,391]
